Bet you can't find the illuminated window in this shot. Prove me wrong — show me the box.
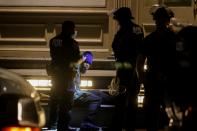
[27,79,52,87]
[80,80,93,87]
[27,79,93,88]
[137,95,145,108]
[137,84,145,108]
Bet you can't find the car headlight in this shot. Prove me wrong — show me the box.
[2,126,40,131]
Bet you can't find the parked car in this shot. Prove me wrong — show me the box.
[0,67,46,131]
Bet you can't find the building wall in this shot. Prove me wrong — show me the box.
[1,0,196,76]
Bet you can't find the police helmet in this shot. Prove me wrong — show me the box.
[62,21,75,35]
[113,7,134,21]
[150,5,174,20]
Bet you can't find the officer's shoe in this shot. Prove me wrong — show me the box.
[45,127,77,131]
[44,126,57,131]
[65,128,77,131]
[80,123,100,131]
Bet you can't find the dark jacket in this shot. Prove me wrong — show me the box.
[50,33,80,70]
[112,22,144,65]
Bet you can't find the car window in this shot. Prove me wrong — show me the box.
[0,78,26,95]
[0,68,37,98]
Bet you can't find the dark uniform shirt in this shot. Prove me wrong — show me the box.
[112,23,144,65]
[110,21,144,131]
[49,33,81,92]
[50,34,80,69]
[140,28,176,81]
[175,26,197,107]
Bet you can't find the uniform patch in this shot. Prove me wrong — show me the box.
[52,39,63,47]
[133,26,143,34]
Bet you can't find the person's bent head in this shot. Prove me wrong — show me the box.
[80,51,93,73]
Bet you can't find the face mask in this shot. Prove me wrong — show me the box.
[72,30,78,39]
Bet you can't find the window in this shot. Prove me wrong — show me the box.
[144,0,192,7]
[164,0,192,6]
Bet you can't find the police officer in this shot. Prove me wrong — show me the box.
[47,21,81,131]
[110,7,144,131]
[174,26,197,131]
[136,6,176,131]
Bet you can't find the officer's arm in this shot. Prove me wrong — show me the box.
[136,54,147,84]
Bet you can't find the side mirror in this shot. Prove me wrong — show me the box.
[18,97,46,127]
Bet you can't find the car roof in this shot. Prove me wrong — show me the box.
[0,68,39,99]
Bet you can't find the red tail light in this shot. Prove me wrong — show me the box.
[2,127,40,131]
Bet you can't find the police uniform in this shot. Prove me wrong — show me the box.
[174,26,197,131]
[48,21,81,131]
[138,7,176,131]
[110,7,144,131]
